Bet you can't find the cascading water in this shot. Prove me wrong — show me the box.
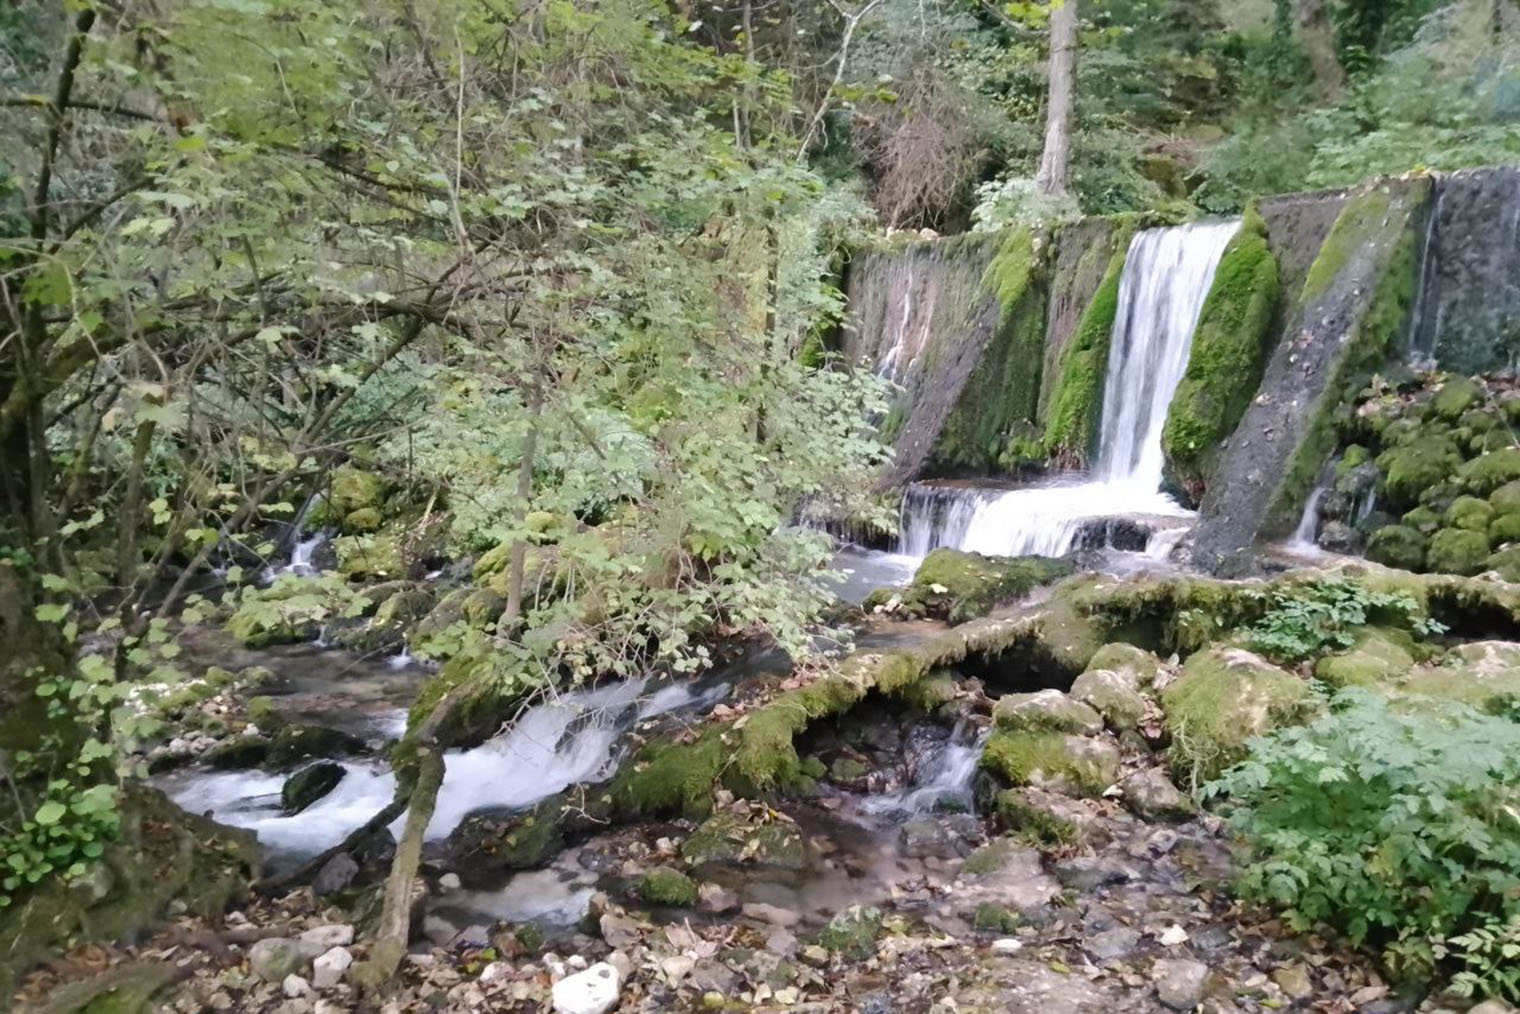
[862,723,988,816]
[895,219,1240,560]
[1286,483,1328,556]
[162,676,732,859]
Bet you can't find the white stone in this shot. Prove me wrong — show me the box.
[438,872,462,893]
[479,961,512,984]
[311,946,353,989]
[283,975,311,998]
[1158,924,1189,946]
[990,938,1023,955]
[566,954,589,971]
[551,961,623,1014]
[299,924,355,948]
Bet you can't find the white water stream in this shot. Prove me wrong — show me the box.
[894,220,1240,559]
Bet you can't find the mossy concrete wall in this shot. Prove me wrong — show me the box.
[1193,176,1432,574]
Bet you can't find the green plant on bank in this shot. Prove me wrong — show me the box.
[1243,579,1444,664]
[1441,911,1520,1002]
[1205,689,1520,995]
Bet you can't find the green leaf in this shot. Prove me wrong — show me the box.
[33,801,66,826]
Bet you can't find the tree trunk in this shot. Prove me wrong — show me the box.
[1035,0,1077,196]
[1297,0,1345,99]
[502,374,543,631]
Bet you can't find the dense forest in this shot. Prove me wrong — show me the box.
[3,1,1520,1012]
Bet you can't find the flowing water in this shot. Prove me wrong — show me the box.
[894,220,1240,559]
[860,722,987,816]
[1286,483,1328,556]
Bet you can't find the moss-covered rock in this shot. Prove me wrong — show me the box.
[1043,243,1128,467]
[981,730,1118,798]
[1489,480,1520,514]
[885,549,1074,624]
[1069,667,1150,731]
[1489,512,1520,546]
[1162,647,1310,783]
[203,736,271,770]
[637,867,698,907]
[989,790,1081,846]
[1162,209,1279,501]
[1401,505,1442,535]
[1445,496,1495,532]
[1396,640,1520,709]
[342,507,383,534]
[993,689,1103,735]
[680,810,808,868]
[267,724,366,769]
[281,761,345,814]
[1426,527,1492,576]
[1313,627,1415,687]
[335,532,406,580]
[1487,545,1520,581]
[1086,642,1161,686]
[330,467,386,516]
[1431,375,1482,421]
[1365,524,1427,572]
[1377,436,1462,511]
[1461,447,1520,495]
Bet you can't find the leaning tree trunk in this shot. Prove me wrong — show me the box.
[1297,0,1345,99]
[1035,0,1077,196]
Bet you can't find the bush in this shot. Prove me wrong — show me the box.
[1244,578,1442,664]
[1205,689,1520,996]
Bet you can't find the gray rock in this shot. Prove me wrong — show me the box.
[901,814,985,859]
[1053,855,1137,891]
[1122,768,1194,822]
[282,974,311,998]
[741,902,800,927]
[1084,926,1142,963]
[281,761,346,815]
[697,881,738,913]
[1071,668,1150,731]
[298,924,354,948]
[994,689,1103,735]
[249,937,320,983]
[551,961,623,1014]
[1154,958,1210,1010]
[311,946,352,989]
[311,852,359,896]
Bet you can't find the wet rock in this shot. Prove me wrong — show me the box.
[312,853,359,896]
[741,902,800,927]
[983,730,1119,797]
[267,725,367,769]
[205,736,272,770]
[281,761,346,815]
[311,946,352,989]
[900,814,985,859]
[1053,855,1137,891]
[681,810,807,869]
[249,937,321,983]
[1154,958,1210,1010]
[688,959,740,995]
[551,961,623,1014]
[993,689,1104,735]
[637,867,697,907]
[299,924,355,948]
[597,912,643,949]
[697,882,738,914]
[1121,768,1194,822]
[1070,668,1149,731]
[1085,926,1142,963]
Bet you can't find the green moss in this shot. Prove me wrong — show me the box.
[981,730,1117,798]
[1462,448,1520,495]
[1431,375,1482,420]
[1426,527,1492,576]
[330,466,386,515]
[638,867,698,907]
[1301,186,1393,305]
[1043,243,1128,467]
[1489,480,1520,514]
[991,791,1081,846]
[1086,642,1161,685]
[993,690,1103,734]
[1378,436,1462,511]
[1162,207,1280,500]
[343,507,383,533]
[1488,545,1520,581]
[612,732,724,818]
[897,548,1074,624]
[1365,524,1427,571]
[1070,667,1149,731]
[335,532,405,579]
[1313,627,1415,688]
[1401,505,1441,535]
[818,906,884,958]
[680,811,807,868]
[1163,647,1311,784]
[1396,641,1520,709]
[972,904,1022,933]
[1445,496,1494,532]
[931,228,1052,473]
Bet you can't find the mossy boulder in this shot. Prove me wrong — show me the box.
[993,689,1103,735]
[281,761,346,814]
[267,724,366,770]
[637,867,698,907]
[1377,436,1462,511]
[1487,545,1520,581]
[1365,525,1426,572]
[1162,209,1280,501]
[1085,642,1161,686]
[330,467,386,516]
[1313,627,1415,688]
[1401,505,1442,535]
[891,549,1074,624]
[335,532,406,580]
[342,507,383,534]
[680,810,808,868]
[1430,376,1482,421]
[1069,668,1150,731]
[1426,527,1492,576]
[1397,640,1520,709]
[981,730,1119,798]
[203,736,271,770]
[1489,480,1520,514]
[1461,447,1520,495]
[1445,496,1495,532]
[1162,647,1310,783]
[1489,512,1520,546]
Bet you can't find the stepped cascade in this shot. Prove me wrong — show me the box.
[895,219,1239,559]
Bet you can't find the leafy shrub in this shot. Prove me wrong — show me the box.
[1244,578,1443,664]
[1206,689,1520,995]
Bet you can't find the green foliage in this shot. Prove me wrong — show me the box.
[0,783,119,909]
[1243,578,1442,664]
[1206,689,1520,992]
[1442,911,1520,1002]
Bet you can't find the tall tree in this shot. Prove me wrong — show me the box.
[1036,0,1078,195]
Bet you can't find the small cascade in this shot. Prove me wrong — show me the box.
[863,723,987,816]
[891,220,1239,560]
[163,676,732,859]
[1286,483,1328,556]
[387,645,415,670]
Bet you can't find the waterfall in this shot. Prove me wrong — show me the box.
[1286,483,1327,555]
[862,723,987,816]
[895,219,1239,559]
[1096,222,1240,490]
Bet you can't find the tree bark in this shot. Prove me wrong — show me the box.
[1297,0,1345,99]
[1035,0,1077,197]
[502,373,544,631]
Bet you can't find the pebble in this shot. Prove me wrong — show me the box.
[550,961,623,1014]
[1158,924,1190,946]
[298,924,354,948]
[661,955,695,983]
[282,975,311,998]
[1154,958,1210,1011]
[311,946,353,989]
[990,938,1023,954]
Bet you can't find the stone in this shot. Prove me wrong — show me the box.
[1428,527,1492,575]
[697,882,738,913]
[311,946,352,989]
[598,912,644,949]
[424,915,461,947]
[993,689,1104,735]
[637,866,698,906]
[1154,958,1210,1011]
[1071,667,1150,731]
[438,872,462,893]
[283,975,312,998]
[661,955,695,983]
[479,961,512,984]
[311,853,359,896]
[1085,926,1141,962]
[741,902,800,927]
[900,814,985,859]
[249,937,319,983]
[990,938,1023,955]
[982,730,1120,797]
[298,924,355,948]
[766,928,798,956]
[1121,768,1194,822]
[551,961,623,1014]
[1158,925,1189,946]
[1162,647,1310,782]
[1272,963,1313,1000]
[1053,855,1137,891]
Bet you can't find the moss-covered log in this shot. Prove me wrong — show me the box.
[1162,208,1280,502]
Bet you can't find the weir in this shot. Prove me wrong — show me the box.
[895,220,1238,559]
